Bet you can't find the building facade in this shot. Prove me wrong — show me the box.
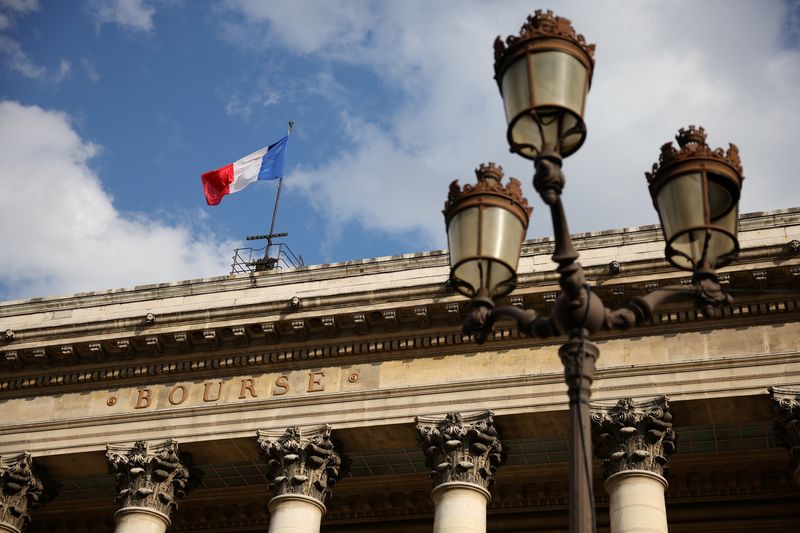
[1,209,800,532]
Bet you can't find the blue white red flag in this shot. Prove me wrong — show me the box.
[201,135,289,206]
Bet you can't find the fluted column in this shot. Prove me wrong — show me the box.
[257,425,342,533]
[106,439,191,533]
[0,453,44,533]
[591,397,676,533]
[415,411,503,533]
[769,386,800,484]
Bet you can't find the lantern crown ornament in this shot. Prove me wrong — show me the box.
[444,163,532,299]
[493,10,596,67]
[493,10,596,160]
[646,126,744,273]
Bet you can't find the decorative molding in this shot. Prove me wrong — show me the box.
[106,439,191,518]
[414,307,430,329]
[261,323,280,343]
[202,330,220,349]
[256,425,342,505]
[769,386,800,482]
[116,340,135,358]
[145,337,162,355]
[292,320,309,341]
[591,396,676,479]
[0,452,44,533]
[231,327,249,346]
[382,310,398,331]
[321,317,338,338]
[415,411,504,491]
[352,314,369,335]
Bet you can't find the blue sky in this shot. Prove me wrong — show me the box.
[1,0,799,300]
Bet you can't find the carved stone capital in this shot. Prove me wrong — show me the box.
[415,411,504,491]
[0,453,44,533]
[591,397,676,479]
[106,439,191,519]
[768,386,800,482]
[257,425,342,505]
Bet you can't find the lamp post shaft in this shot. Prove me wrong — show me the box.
[560,333,598,533]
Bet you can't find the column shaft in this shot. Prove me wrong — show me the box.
[605,471,668,533]
[114,507,170,533]
[267,494,324,533]
[432,482,490,533]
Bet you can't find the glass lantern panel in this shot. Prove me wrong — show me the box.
[707,176,736,220]
[512,115,543,159]
[530,51,587,117]
[481,206,525,272]
[705,206,738,266]
[447,205,525,297]
[501,58,531,126]
[447,206,480,271]
[656,172,705,241]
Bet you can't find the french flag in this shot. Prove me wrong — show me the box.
[201,135,289,206]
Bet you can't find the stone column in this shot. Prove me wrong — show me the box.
[415,411,503,533]
[106,439,191,533]
[591,397,676,533]
[0,453,44,533]
[768,386,800,484]
[257,424,342,533]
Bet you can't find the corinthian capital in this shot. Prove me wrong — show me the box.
[415,411,504,490]
[591,396,676,479]
[257,425,342,505]
[0,453,44,533]
[106,439,191,519]
[769,386,800,483]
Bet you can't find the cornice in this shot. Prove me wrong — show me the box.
[0,278,798,399]
[2,208,797,318]
[0,244,796,364]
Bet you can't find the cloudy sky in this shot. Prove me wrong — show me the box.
[1,0,798,301]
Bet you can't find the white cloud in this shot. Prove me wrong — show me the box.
[0,101,235,300]
[220,0,800,250]
[88,0,155,32]
[0,1,71,84]
[0,0,39,16]
[0,34,45,78]
[81,56,100,82]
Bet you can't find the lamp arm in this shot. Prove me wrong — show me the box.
[604,277,732,330]
[603,284,693,330]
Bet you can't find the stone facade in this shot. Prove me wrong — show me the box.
[0,209,798,532]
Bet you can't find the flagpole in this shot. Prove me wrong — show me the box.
[265,121,293,264]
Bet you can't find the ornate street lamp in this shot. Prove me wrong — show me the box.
[445,10,743,533]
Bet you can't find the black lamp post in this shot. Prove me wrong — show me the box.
[443,10,744,533]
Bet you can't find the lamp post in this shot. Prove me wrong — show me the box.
[443,10,744,533]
